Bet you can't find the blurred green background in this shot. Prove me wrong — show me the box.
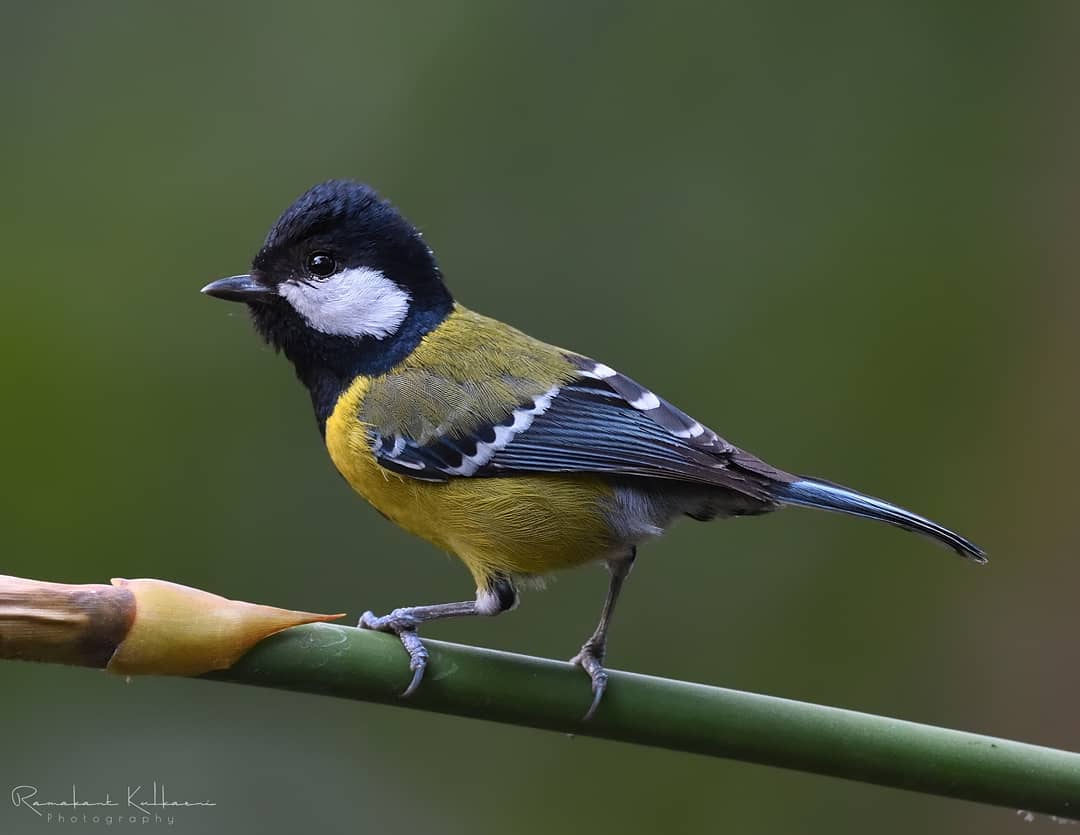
[2,2,1078,832]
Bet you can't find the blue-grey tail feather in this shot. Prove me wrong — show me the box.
[773,477,986,563]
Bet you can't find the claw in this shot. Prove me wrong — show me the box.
[402,663,426,699]
[397,628,429,698]
[583,672,607,721]
[359,610,430,698]
[357,610,381,630]
[571,641,608,721]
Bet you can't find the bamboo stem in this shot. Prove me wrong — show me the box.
[3,573,1077,818]
[209,623,1080,819]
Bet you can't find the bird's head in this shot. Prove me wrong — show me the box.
[203,180,454,383]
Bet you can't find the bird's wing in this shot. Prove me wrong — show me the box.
[366,353,793,500]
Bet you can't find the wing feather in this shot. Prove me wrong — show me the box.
[370,353,794,500]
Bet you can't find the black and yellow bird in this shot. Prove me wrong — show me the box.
[202,180,985,718]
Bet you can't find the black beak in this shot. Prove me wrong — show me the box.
[200,274,276,303]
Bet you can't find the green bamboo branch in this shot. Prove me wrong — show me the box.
[208,623,1079,818]
[3,574,1077,817]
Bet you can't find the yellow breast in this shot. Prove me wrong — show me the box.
[325,375,615,587]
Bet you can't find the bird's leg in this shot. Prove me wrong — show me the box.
[359,575,517,698]
[571,548,637,721]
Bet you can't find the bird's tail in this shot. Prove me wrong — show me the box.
[771,477,986,563]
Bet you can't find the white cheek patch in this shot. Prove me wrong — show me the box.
[277,267,411,339]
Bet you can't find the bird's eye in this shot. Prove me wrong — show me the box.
[306,252,337,279]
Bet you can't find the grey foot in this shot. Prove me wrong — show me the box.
[570,639,608,721]
[359,609,429,698]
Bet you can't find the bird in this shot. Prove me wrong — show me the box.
[201,179,985,719]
